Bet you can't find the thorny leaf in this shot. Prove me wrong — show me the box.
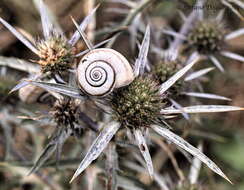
[9,74,42,94]
[160,55,200,94]
[221,0,244,20]
[134,25,150,76]
[209,56,225,73]
[188,143,203,185]
[124,160,169,190]
[150,125,232,184]
[106,143,118,190]
[221,51,244,62]
[184,67,214,81]
[0,56,39,73]
[71,16,93,50]
[0,17,39,54]
[225,28,244,40]
[70,122,121,182]
[68,5,99,46]
[26,80,85,100]
[170,99,190,120]
[34,0,64,39]
[182,92,231,101]
[161,105,244,114]
[133,128,154,178]
[28,127,72,175]
[75,37,115,57]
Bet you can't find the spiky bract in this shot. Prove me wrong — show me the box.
[110,76,167,128]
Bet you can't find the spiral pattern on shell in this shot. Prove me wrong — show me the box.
[77,48,134,96]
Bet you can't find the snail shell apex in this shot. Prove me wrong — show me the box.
[77,48,134,96]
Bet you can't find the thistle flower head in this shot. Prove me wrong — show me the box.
[110,76,167,128]
[153,60,180,83]
[36,34,75,74]
[50,98,78,128]
[188,19,226,55]
[152,59,184,95]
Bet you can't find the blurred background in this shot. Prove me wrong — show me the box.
[0,0,244,189]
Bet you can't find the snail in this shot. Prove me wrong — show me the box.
[77,48,134,96]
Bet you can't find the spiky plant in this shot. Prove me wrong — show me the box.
[188,19,226,55]
[110,76,167,128]
[27,26,244,183]
[163,8,244,72]
[36,35,75,73]
[152,59,185,97]
[51,98,78,129]
[0,0,98,90]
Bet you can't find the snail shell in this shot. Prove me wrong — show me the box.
[77,48,134,96]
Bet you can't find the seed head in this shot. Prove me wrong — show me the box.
[152,60,184,96]
[188,20,226,54]
[50,99,78,128]
[110,76,167,128]
[37,35,75,73]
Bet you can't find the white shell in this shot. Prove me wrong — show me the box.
[77,48,134,96]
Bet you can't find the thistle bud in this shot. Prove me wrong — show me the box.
[110,76,167,128]
[188,20,226,54]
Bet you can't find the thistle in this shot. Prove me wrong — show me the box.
[163,9,244,72]
[36,35,75,73]
[152,59,184,96]
[0,0,98,89]
[54,26,242,183]
[188,19,226,55]
[110,76,167,128]
[50,98,78,129]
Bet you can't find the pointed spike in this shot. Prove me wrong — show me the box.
[68,4,99,46]
[0,17,39,54]
[209,56,225,72]
[188,143,203,184]
[151,125,233,184]
[160,54,200,94]
[37,0,54,38]
[184,67,214,81]
[161,105,244,114]
[9,81,31,94]
[221,51,244,62]
[28,127,71,175]
[225,28,244,40]
[134,129,154,178]
[182,92,231,101]
[70,16,93,50]
[26,80,85,100]
[170,99,190,120]
[70,122,120,183]
[75,37,114,57]
[134,25,150,76]
[221,0,244,20]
